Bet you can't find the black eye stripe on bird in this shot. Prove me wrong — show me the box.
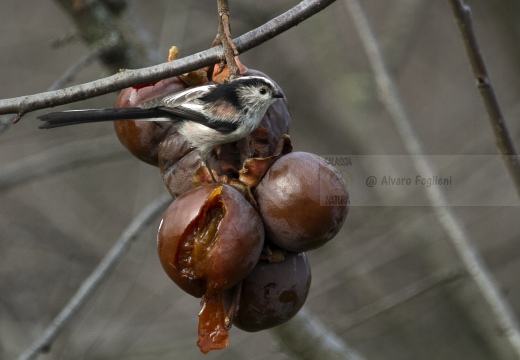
[38,76,284,165]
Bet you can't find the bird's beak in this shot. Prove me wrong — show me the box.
[272,91,284,99]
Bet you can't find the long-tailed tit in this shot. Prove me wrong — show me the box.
[39,76,284,161]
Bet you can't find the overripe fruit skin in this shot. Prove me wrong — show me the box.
[229,251,311,332]
[157,184,264,297]
[255,152,349,252]
[157,133,199,198]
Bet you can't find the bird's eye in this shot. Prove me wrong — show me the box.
[259,87,268,95]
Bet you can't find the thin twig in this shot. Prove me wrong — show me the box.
[216,0,239,78]
[272,307,366,360]
[447,0,520,197]
[343,0,520,358]
[16,195,172,360]
[0,0,338,118]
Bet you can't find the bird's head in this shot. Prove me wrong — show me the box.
[233,76,284,115]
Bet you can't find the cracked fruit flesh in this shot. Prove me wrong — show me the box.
[157,183,264,353]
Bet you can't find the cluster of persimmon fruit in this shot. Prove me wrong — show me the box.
[113,57,349,354]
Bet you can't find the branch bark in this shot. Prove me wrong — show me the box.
[447,0,520,197]
[0,0,338,119]
[216,0,240,78]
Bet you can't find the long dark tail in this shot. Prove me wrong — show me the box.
[38,108,175,129]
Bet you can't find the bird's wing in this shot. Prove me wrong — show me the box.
[137,85,210,122]
[139,84,238,133]
[139,85,215,109]
[162,86,215,107]
[158,105,208,124]
[159,105,239,133]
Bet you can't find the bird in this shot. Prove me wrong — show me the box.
[39,76,284,163]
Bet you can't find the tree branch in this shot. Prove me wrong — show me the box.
[447,0,520,197]
[0,0,337,119]
[343,0,520,358]
[272,307,366,360]
[16,195,172,360]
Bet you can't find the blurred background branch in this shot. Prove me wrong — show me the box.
[17,195,171,360]
[53,0,158,71]
[272,307,366,360]
[0,38,109,135]
[447,0,520,197]
[344,0,520,358]
[0,136,125,193]
[335,270,465,332]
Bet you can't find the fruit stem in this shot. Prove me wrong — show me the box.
[216,0,240,79]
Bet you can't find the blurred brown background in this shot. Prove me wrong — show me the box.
[2,1,520,359]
